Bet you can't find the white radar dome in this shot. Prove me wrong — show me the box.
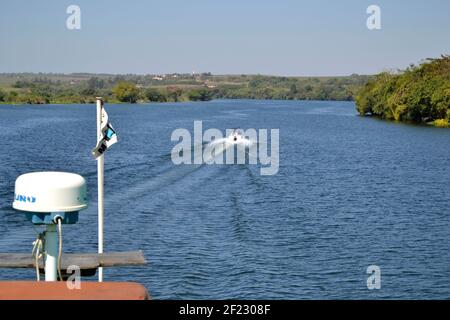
[13,172,88,213]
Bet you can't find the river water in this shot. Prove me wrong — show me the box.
[0,100,449,299]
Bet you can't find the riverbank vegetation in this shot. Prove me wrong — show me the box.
[355,55,450,127]
[0,73,370,105]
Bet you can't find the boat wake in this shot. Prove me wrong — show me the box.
[105,130,257,206]
[204,130,255,162]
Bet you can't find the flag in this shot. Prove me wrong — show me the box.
[92,108,118,159]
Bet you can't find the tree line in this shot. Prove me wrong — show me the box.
[355,55,450,127]
[112,82,214,103]
[0,73,370,104]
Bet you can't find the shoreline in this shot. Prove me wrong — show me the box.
[0,97,355,106]
[2,99,448,129]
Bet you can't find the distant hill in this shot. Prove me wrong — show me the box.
[0,72,371,104]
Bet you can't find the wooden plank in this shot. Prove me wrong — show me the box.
[62,254,99,270]
[0,281,150,300]
[0,251,146,270]
[0,253,38,268]
[99,251,147,266]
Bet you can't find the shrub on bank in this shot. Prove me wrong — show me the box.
[355,55,450,125]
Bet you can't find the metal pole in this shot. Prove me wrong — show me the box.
[96,97,104,282]
[45,224,58,281]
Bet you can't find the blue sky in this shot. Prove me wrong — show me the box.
[0,0,449,76]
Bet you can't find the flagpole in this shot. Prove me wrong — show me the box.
[96,97,104,282]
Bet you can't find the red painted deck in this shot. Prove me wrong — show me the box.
[0,281,150,300]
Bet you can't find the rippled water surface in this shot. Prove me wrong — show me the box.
[0,100,449,299]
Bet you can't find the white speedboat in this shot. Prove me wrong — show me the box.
[228,129,244,143]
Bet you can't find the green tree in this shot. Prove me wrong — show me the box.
[13,80,32,88]
[0,89,6,102]
[289,83,298,97]
[112,81,139,103]
[87,77,105,89]
[355,55,450,124]
[81,87,96,96]
[143,88,167,102]
[167,87,183,102]
[7,91,18,103]
[188,88,213,101]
